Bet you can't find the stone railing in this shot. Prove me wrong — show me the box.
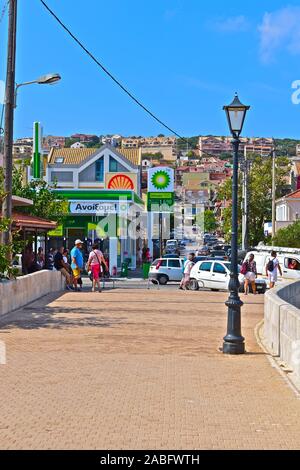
[264,281,300,378]
[0,270,64,316]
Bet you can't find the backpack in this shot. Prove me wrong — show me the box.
[240,262,248,275]
[267,258,274,272]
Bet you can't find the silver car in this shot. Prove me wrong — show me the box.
[148,258,184,285]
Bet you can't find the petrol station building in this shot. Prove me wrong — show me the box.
[29,141,144,272]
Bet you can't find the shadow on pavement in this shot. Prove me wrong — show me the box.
[0,291,128,331]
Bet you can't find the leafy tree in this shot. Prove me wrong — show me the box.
[12,166,66,223]
[0,168,24,277]
[272,221,300,248]
[196,210,217,233]
[65,138,77,148]
[142,152,164,160]
[217,155,291,246]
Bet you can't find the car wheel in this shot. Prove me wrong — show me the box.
[189,279,199,291]
[158,275,169,285]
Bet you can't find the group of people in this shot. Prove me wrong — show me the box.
[53,239,108,292]
[241,250,282,294]
[23,239,108,292]
[178,250,284,293]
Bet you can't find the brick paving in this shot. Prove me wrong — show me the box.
[0,288,300,449]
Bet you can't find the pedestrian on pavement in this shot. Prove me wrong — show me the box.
[241,254,257,295]
[86,242,108,292]
[54,247,74,291]
[71,239,84,291]
[47,248,55,270]
[37,247,45,270]
[179,253,195,291]
[145,248,151,263]
[266,251,282,289]
[137,247,143,267]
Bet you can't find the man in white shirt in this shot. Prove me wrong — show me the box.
[179,253,195,290]
[266,250,282,289]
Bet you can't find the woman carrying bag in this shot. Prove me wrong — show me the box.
[241,253,257,295]
[87,243,108,292]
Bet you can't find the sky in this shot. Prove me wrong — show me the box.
[1,0,300,139]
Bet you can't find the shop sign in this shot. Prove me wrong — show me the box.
[48,224,63,237]
[69,201,118,214]
[148,167,174,193]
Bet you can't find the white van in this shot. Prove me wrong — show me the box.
[244,245,300,280]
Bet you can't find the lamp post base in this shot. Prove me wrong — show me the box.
[223,341,245,355]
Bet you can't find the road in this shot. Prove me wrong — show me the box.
[0,286,300,449]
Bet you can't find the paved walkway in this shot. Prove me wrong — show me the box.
[0,287,300,450]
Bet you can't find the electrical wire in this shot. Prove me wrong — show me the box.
[39,0,190,146]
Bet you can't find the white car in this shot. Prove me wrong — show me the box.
[148,258,184,285]
[189,260,267,293]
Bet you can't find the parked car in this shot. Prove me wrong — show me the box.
[165,239,179,254]
[244,246,300,280]
[210,250,228,260]
[149,258,184,285]
[189,260,267,293]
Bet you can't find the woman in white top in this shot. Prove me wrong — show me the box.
[266,251,282,289]
[87,243,108,292]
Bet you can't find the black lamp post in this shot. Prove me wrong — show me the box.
[223,93,250,355]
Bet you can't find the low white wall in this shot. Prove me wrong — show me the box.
[264,281,300,378]
[0,270,64,316]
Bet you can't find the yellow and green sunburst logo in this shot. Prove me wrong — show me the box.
[151,170,171,190]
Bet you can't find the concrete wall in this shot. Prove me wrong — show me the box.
[0,270,64,316]
[264,281,300,378]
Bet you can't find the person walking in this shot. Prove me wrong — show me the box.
[241,254,257,295]
[179,253,195,291]
[86,242,108,292]
[37,247,45,270]
[47,248,55,270]
[71,239,84,291]
[266,250,282,289]
[54,247,74,291]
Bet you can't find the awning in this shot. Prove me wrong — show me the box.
[12,212,58,231]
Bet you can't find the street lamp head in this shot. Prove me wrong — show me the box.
[223,93,250,138]
[36,73,61,85]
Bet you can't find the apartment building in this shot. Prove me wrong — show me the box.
[43,135,66,150]
[122,136,177,161]
[199,136,274,157]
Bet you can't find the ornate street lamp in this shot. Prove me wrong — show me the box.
[223,93,250,355]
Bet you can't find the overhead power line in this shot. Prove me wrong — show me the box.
[39,0,190,145]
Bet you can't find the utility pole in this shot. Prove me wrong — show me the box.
[2,0,17,248]
[272,148,276,238]
[241,146,249,251]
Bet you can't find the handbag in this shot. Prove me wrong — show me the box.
[240,261,248,275]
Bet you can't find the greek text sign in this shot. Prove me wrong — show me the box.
[69,201,118,214]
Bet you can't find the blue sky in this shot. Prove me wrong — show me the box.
[1,0,300,139]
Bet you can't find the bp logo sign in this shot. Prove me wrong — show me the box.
[148,167,174,193]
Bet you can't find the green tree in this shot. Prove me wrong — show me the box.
[272,221,300,248]
[217,155,291,246]
[12,166,66,223]
[0,168,24,277]
[196,210,217,233]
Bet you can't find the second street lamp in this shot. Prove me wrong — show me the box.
[223,93,250,355]
[14,72,61,107]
